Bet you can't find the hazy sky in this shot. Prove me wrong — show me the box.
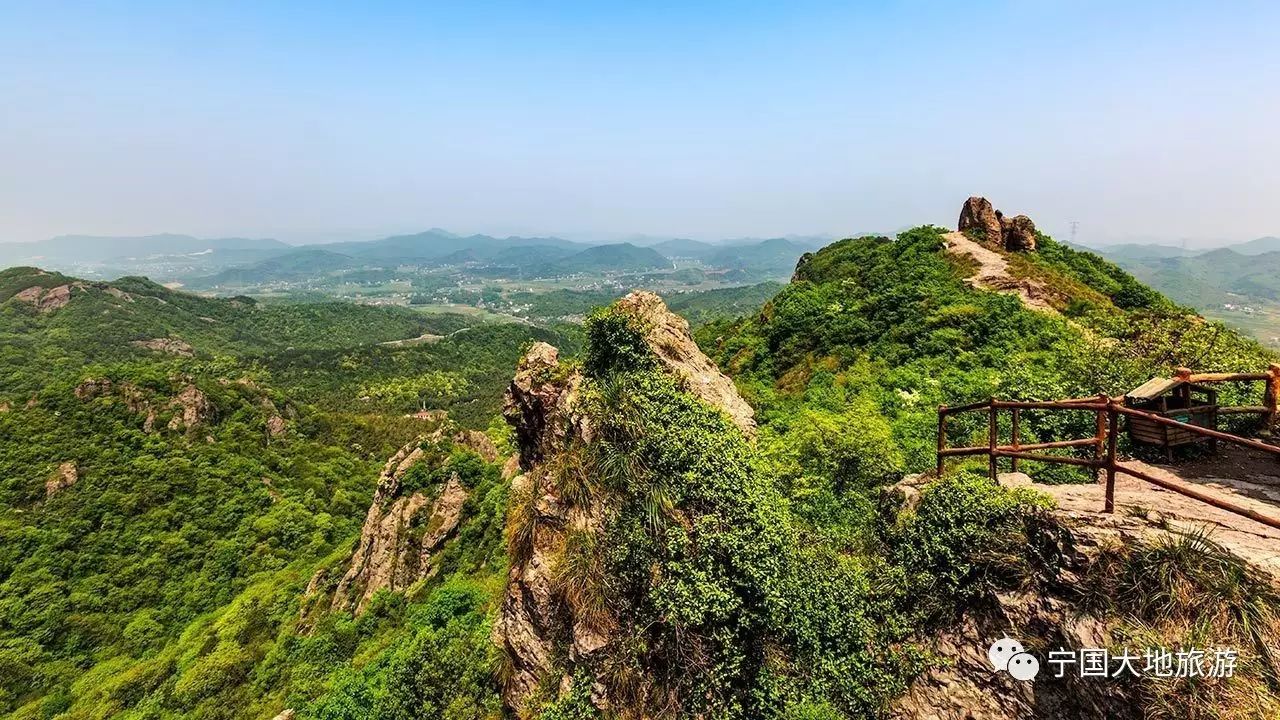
[2,1,1278,247]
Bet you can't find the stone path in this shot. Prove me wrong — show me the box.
[999,447,1280,577]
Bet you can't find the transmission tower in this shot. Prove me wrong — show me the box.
[1069,221,1080,245]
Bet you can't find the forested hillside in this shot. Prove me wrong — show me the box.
[702,227,1270,476]
[2,222,1277,720]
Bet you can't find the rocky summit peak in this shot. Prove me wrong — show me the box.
[958,196,1038,252]
[611,290,756,435]
[494,290,758,714]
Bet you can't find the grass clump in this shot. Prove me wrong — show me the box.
[1083,529,1280,720]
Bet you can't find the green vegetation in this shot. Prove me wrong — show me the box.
[704,227,1273,481]
[0,266,556,718]
[514,306,1060,719]
[3,221,1277,719]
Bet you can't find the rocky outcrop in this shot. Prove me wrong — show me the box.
[46,461,78,498]
[891,587,1126,720]
[613,290,755,436]
[13,284,78,313]
[167,385,215,431]
[330,427,497,614]
[265,414,287,439]
[131,337,195,357]
[493,291,753,714]
[494,346,585,708]
[958,196,1004,247]
[1002,214,1038,252]
[503,342,583,470]
[958,197,1038,252]
[76,378,158,430]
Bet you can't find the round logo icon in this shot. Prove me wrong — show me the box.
[1007,651,1040,681]
[988,638,1025,671]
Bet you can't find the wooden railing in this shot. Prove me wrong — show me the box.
[936,395,1280,531]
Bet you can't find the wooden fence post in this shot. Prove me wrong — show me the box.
[1105,400,1119,513]
[988,398,998,482]
[1266,363,1280,432]
[1094,394,1107,483]
[936,406,947,477]
[1010,407,1021,473]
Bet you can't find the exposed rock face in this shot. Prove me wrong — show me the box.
[13,284,77,312]
[46,461,78,498]
[265,415,287,439]
[892,588,1124,720]
[105,287,135,302]
[958,196,1004,247]
[330,427,496,614]
[74,378,114,400]
[167,385,215,431]
[493,291,753,714]
[494,345,585,708]
[503,342,583,470]
[76,378,158,431]
[1001,214,1038,252]
[613,290,755,436]
[958,197,1038,252]
[131,337,195,357]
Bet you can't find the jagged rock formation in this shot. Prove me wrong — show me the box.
[614,290,756,436]
[265,414,287,439]
[958,196,1038,252]
[329,426,500,614]
[1002,214,1038,252]
[492,290,755,714]
[958,196,1005,247]
[74,376,290,436]
[493,345,585,709]
[167,384,215,431]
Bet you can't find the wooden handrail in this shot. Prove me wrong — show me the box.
[938,399,992,415]
[935,394,1280,531]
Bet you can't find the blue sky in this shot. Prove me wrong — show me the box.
[2,1,1278,246]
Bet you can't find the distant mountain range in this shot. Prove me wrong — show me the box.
[1088,237,1280,345]
[1088,235,1280,260]
[1,228,832,288]
[1098,246,1280,307]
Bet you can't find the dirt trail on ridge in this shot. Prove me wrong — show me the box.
[943,231,1058,313]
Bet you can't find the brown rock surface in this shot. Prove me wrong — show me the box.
[330,427,497,613]
[167,385,215,430]
[613,290,755,436]
[958,196,1004,246]
[13,284,76,312]
[46,461,78,498]
[1001,214,1038,252]
[266,415,287,438]
[958,197,1039,252]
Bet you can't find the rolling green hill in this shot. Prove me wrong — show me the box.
[1098,245,1280,345]
[543,242,671,275]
